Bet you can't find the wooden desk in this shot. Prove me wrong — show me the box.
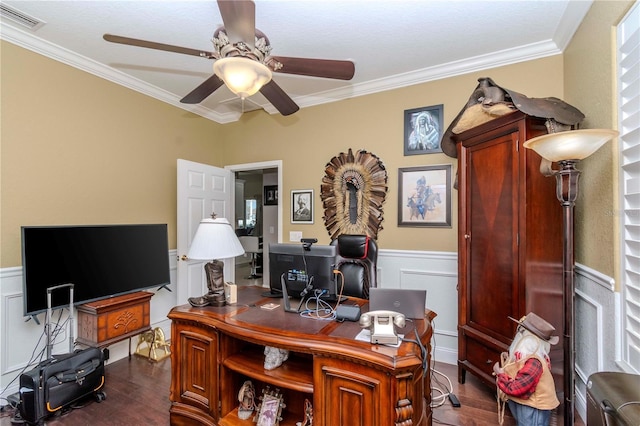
[168,286,435,426]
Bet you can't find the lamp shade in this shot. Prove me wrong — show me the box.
[523,129,618,162]
[213,57,272,99]
[187,217,245,260]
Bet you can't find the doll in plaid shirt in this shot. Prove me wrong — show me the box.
[493,312,560,426]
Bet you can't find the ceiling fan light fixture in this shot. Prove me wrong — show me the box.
[213,57,272,99]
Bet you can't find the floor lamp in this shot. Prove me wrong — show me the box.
[523,128,618,426]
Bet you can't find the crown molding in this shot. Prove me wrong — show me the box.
[1,12,580,124]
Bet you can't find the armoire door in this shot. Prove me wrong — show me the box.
[463,130,520,344]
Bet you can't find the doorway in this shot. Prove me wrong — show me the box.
[225,160,282,289]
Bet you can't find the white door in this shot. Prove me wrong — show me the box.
[177,159,234,305]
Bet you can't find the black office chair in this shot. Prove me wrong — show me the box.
[331,234,378,299]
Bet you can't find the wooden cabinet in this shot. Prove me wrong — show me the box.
[76,291,152,348]
[455,111,564,390]
[168,286,434,426]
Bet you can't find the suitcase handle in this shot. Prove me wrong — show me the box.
[46,284,75,359]
[53,358,100,383]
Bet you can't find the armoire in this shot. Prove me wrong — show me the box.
[454,111,565,393]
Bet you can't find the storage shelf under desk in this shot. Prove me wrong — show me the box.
[223,350,314,394]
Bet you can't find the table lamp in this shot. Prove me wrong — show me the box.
[187,213,245,307]
[523,128,618,425]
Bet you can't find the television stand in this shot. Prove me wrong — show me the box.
[76,291,153,355]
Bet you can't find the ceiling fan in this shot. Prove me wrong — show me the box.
[103,0,355,116]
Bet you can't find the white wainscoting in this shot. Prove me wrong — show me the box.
[377,249,459,366]
[574,262,619,422]
[0,251,178,398]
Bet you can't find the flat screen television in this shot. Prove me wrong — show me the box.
[21,224,171,317]
[267,242,337,299]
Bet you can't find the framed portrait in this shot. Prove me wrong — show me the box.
[264,185,278,206]
[291,189,314,224]
[255,390,285,426]
[398,164,452,227]
[404,104,444,156]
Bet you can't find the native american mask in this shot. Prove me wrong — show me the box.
[320,149,388,240]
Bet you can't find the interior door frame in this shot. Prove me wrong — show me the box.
[225,160,283,244]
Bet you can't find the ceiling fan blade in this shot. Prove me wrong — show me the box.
[180,75,225,104]
[103,34,214,58]
[217,0,256,49]
[269,56,355,80]
[259,80,299,116]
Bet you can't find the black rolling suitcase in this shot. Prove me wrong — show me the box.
[586,371,640,426]
[18,284,106,425]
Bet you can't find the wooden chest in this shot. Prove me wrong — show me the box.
[76,291,153,347]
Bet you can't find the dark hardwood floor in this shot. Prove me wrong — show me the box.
[0,355,171,426]
[0,354,585,426]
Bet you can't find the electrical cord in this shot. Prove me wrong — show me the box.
[427,318,455,409]
[431,368,454,408]
[0,308,67,412]
[298,269,345,321]
[401,315,456,412]
[401,317,458,426]
[426,318,464,426]
[299,289,336,320]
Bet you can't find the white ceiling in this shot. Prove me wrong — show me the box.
[1,1,592,124]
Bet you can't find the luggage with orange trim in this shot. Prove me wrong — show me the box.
[17,284,106,425]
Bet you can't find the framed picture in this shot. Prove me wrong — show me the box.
[404,104,444,155]
[255,389,285,426]
[291,189,313,224]
[398,164,452,227]
[264,185,278,206]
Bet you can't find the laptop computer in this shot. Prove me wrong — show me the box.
[368,288,427,319]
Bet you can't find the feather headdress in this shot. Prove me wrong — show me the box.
[320,149,388,240]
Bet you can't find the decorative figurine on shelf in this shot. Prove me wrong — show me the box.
[492,312,560,426]
[237,380,256,420]
[296,398,313,426]
[263,346,289,370]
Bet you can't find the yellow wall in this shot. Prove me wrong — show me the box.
[563,0,634,284]
[220,57,565,250]
[0,45,569,264]
[1,1,631,283]
[1,41,223,267]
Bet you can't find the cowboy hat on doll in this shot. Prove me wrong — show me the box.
[493,312,560,426]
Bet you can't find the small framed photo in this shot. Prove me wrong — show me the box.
[291,189,313,224]
[264,185,278,206]
[255,389,285,426]
[398,164,452,227]
[404,104,444,155]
